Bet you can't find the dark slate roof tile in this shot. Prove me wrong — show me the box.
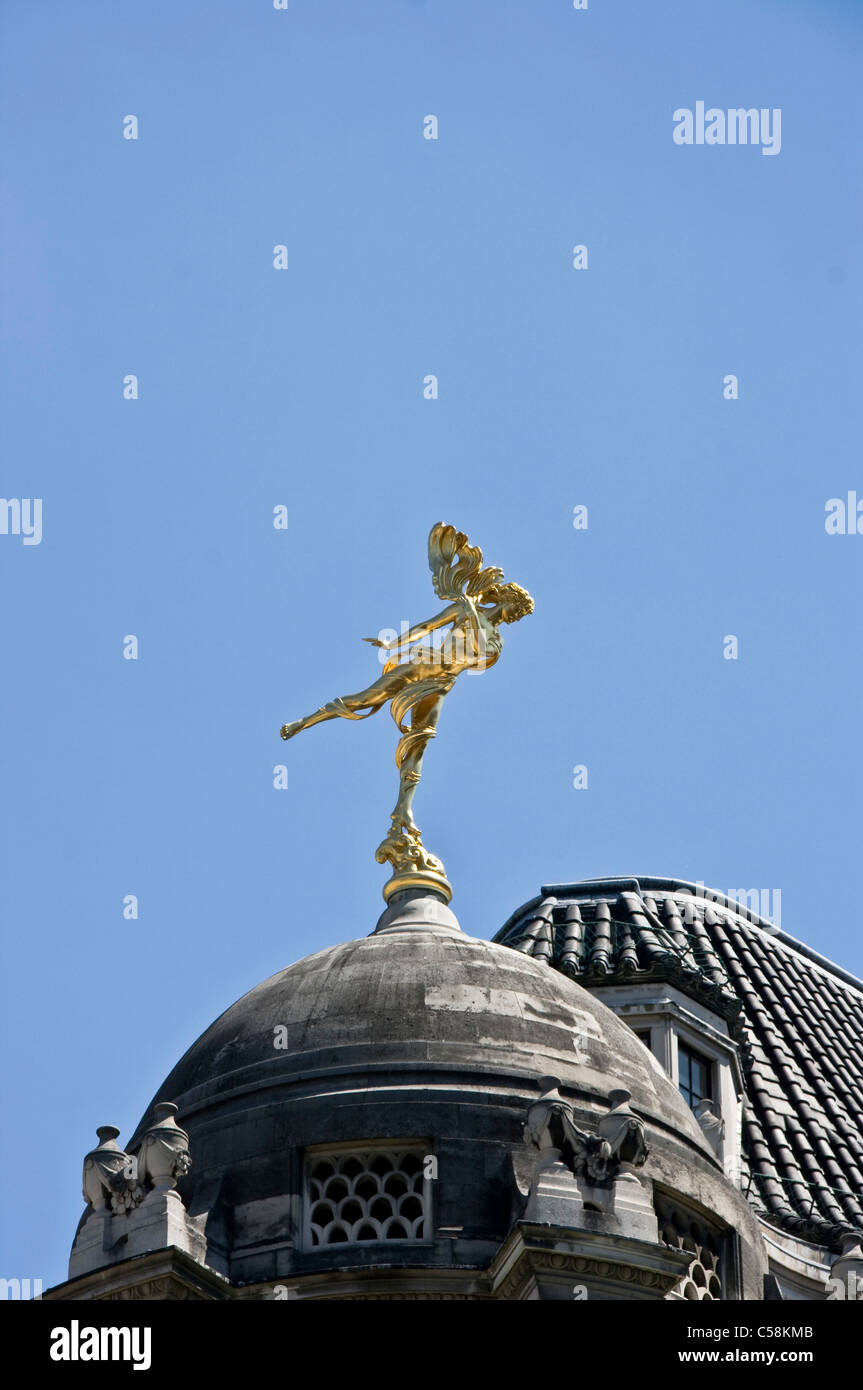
[559,902,585,977]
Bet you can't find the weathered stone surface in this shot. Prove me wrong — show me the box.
[100,900,762,1295]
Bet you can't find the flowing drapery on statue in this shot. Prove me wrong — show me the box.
[280,522,534,902]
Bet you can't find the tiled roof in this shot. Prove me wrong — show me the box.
[494,876,863,1250]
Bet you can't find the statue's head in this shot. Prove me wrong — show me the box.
[483,581,534,624]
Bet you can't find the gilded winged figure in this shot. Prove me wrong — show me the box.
[280,523,533,900]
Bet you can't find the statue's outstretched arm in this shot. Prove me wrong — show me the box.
[364,602,462,651]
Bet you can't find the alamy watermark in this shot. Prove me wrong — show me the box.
[825,492,862,535]
[673,103,781,156]
[0,1277,42,1300]
[371,619,494,674]
[681,881,781,934]
[50,1323,151,1371]
[826,1270,863,1301]
[0,497,42,545]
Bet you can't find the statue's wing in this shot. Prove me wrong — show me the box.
[428,523,470,598]
[428,522,504,600]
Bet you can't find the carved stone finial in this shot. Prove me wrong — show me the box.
[82,1126,142,1215]
[524,1078,608,1182]
[136,1102,192,1195]
[597,1089,649,1170]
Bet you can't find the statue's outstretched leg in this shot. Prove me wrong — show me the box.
[281,673,400,741]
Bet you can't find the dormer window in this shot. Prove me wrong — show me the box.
[590,985,743,1176]
[678,1043,712,1112]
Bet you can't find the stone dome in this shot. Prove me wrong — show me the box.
[139,903,709,1155]
[121,893,745,1289]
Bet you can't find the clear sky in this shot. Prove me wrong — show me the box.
[1,0,861,1290]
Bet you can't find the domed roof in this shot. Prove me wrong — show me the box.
[131,894,709,1159]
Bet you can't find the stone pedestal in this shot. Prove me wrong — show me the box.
[125,1190,206,1263]
[523,1153,658,1245]
[68,1210,114,1282]
[524,1157,585,1226]
[69,1191,206,1280]
[609,1165,658,1242]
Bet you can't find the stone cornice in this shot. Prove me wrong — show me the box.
[43,1247,231,1303]
[489,1222,692,1301]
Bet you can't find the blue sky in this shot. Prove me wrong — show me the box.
[1,0,861,1289]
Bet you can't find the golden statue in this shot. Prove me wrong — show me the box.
[280,523,534,903]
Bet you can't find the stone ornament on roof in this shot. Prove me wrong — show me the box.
[136,1102,192,1196]
[81,1104,193,1221]
[524,1077,648,1183]
[72,1104,202,1281]
[82,1126,142,1216]
[598,1088,650,1170]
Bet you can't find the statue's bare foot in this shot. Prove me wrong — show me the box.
[391,814,420,838]
[280,720,303,740]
